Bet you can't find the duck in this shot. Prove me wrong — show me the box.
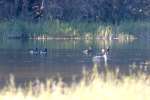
[92,48,109,63]
[101,48,110,61]
[39,48,48,55]
[83,47,92,55]
[101,47,110,54]
[29,48,38,55]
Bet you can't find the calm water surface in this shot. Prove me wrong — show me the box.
[0,38,150,86]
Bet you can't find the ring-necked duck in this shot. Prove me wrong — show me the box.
[29,48,38,55]
[101,47,110,55]
[92,48,109,63]
[40,48,48,55]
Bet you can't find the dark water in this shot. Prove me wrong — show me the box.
[0,38,150,86]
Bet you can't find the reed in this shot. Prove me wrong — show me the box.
[0,20,149,39]
[0,66,149,100]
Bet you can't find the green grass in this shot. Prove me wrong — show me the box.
[0,19,150,39]
[116,20,150,35]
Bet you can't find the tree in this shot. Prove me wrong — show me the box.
[0,0,150,22]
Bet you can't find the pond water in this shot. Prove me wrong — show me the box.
[0,38,150,86]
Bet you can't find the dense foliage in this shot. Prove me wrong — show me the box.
[0,0,150,23]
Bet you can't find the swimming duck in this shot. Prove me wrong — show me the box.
[101,47,110,55]
[92,48,109,63]
[83,47,92,55]
[29,48,38,55]
[40,48,48,55]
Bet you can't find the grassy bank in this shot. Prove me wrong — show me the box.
[0,20,149,39]
[0,66,150,100]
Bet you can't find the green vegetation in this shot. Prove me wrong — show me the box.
[1,20,150,40]
[0,0,150,23]
[0,66,149,100]
[0,0,149,40]
[117,20,150,35]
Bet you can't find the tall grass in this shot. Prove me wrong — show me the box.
[0,66,150,100]
[0,19,149,39]
[116,20,150,34]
